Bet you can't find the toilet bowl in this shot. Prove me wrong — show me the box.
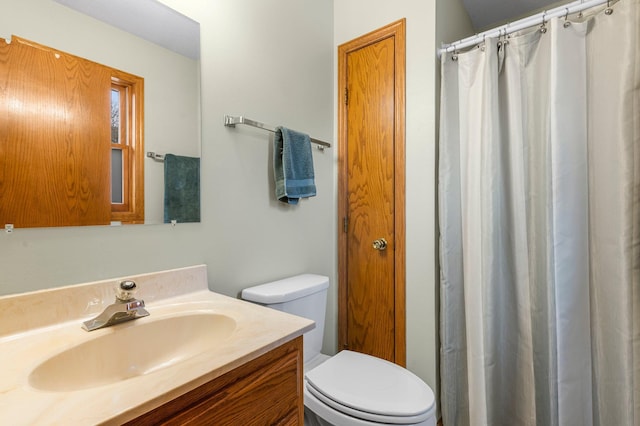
[241,274,436,426]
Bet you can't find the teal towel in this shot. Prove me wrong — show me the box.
[273,127,316,204]
[164,154,200,223]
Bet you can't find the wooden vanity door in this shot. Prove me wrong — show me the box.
[127,336,304,425]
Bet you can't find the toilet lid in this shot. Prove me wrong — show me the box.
[305,350,434,422]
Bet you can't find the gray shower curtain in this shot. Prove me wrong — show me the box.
[438,0,640,425]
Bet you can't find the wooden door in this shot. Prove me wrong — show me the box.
[0,36,112,228]
[338,20,406,365]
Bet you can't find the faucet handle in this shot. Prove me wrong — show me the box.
[116,280,138,301]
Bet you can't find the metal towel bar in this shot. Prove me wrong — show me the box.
[146,152,165,161]
[224,115,331,149]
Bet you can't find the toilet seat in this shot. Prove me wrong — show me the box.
[305,350,435,424]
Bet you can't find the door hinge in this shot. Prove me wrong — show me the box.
[343,217,348,233]
[344,88,348,105]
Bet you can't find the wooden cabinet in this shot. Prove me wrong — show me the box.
[126,336,304,425]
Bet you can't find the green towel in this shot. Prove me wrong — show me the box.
[164,154,200,223]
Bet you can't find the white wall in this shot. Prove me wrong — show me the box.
[0,0,337,351]
[436,0,475,51]
[194,0,337,354]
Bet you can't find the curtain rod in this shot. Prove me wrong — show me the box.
[438,0,612,57]
[224,115,331,149]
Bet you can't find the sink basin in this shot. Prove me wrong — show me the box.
[28,312,236,392]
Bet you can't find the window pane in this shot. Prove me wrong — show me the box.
[111,148,123,204]
[111,89,120,144]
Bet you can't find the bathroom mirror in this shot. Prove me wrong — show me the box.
[0,0,201,227]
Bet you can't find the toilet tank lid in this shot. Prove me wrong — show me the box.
[241,274,329,304]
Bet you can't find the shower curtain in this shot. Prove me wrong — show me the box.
[438,0,639,425]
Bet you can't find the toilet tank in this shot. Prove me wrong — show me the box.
[241,274,329,364]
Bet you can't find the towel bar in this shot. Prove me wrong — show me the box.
[224,115,331,149]
[147,152,165,161]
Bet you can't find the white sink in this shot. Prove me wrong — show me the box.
[28,312,236,392]
[0,265,314,425]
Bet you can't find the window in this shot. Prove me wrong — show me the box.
[109,71,144,224]
[111,85,125,205]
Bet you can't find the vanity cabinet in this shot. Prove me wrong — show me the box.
[125,336,304,425]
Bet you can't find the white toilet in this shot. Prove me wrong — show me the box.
[241,274,436,426]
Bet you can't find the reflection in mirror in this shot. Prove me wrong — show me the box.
[1,36,146,227]
[0,0,201,227]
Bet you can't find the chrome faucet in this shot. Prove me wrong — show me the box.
[82,280,150,331]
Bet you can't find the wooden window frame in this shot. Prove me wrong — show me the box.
[110,70,144,224]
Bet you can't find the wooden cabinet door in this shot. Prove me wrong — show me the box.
[126,337,304,426]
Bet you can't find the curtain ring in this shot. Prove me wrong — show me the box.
[578,0,584,18]
[563,8,572,27]
[502,28,509,45]
[497,29,509,48]
[605,0,614,15]
[540,12,548,33]
[500,28,510,45]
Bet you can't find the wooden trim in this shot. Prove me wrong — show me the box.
[110,83,130,213]
[337,19,407,366]
[337,21,349,359]
[110,70,145,224]
[393,19,407,368]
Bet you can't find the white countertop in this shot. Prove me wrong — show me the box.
[0,265,314,425]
